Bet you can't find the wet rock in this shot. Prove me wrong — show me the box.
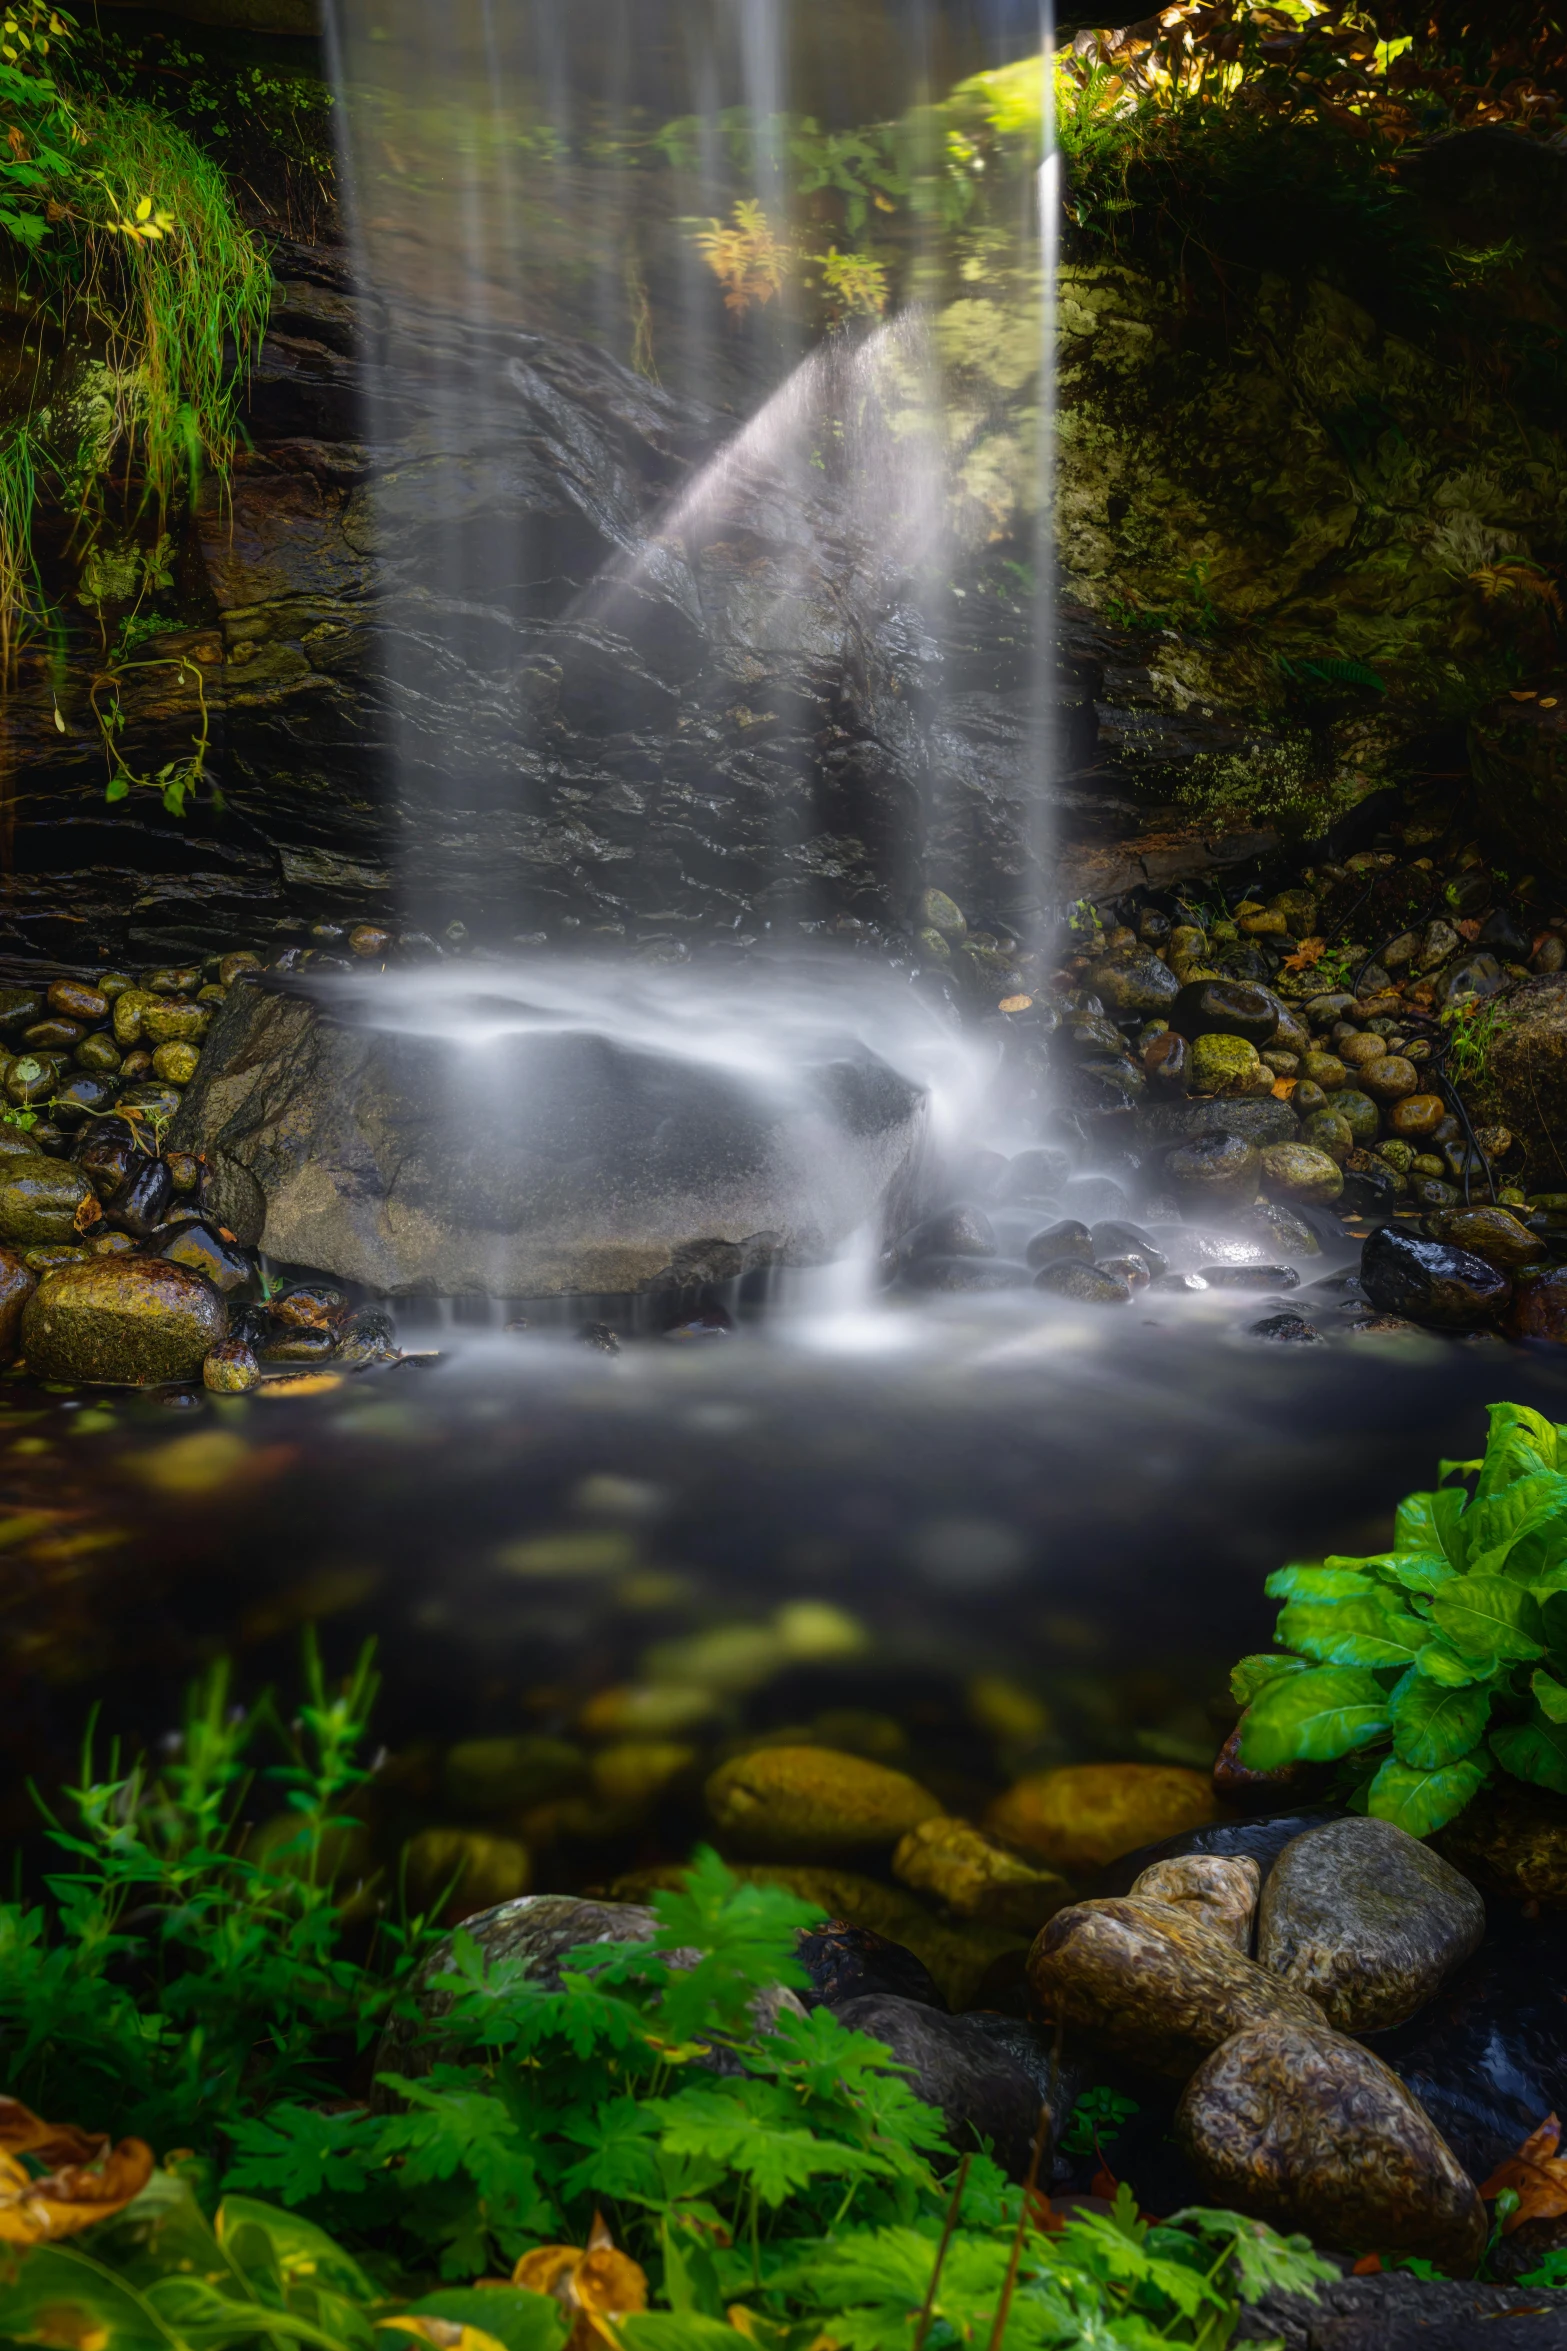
[73,1033,121,1075]
[151,1222,253,1295]
[793,1920,943,2011]
[1250,1311,1320,1341]
[898,1205,997,1263]
[1257,1819,1485,2033]
[1087,948,1181,1017]
[1165,1132,1261,1208]
[1362,1054,1420,1103]
[893,1816,1072,1934]
[272,1282,352,1329]
[1437,951,1504,1006]
[1170,980,1281,1046]
[1177,2020,1487,2273]
[401,1827,532,1922]
[1339,1032,1388,1070]
[1033,1259,1132,1304]
[1241,1202,1324,1257]
[336,1306,400,1366]
[203,1336,260,1392]
[118,1083,182,1122]
[24,1019,83,1053]
[1091,1220,1168,1277]
[1434,1782,1567,1905]
[1024,1218,1093,1269]
[1301,1051,1349,1091]
[0,1246,34,1357]
[705,1744,944,1857]
[1326,1089,1380,1145]
[906,1254,1031,1292]
[48,980,109,1025]
[103,1157,173,1241]
[1242,2272,1567,2346]
[988,1762,1217,1877]
[21,1257,226,1384]
[1130,1854,1260,1952]
[833,1995,1072,2178]
[1027,1895,1326,2080]
[1142,1030,1189,1092]
[1428,1206,1547,1271]
[1300,1110,1354,1164]
[1090,1810,1344,1899]
[1388,1092,1448,1141]
[1360,1224,1512,1328]
[1507,1269,1567,1341]
[1203,1262,1298,1290]
[1258,1144,1343,1207]
[0,1155,94,1248]
[1191,1032,1269,1097]
[170,983,931,1297]
[1138,1098,1297,1149]
[5,1057,54,1108]
[999,1147,1076,1202]
[151,1042,201,1086]
[735,1863,1022,2010]
[51,1073,119,1130]
[1340,1151,1405,1215]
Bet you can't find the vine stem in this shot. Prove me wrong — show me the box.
[911,2152,970,2351]
[986,2105,1052,2351]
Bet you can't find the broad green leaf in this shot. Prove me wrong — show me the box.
[1534,1669,1567,1725]
[1492,1706,1567,1794]
[1463,1474,1567,1577]
[1240,1666,1391,1771]
[1372,1552,1457,1594]
[1229,1653,1308,1706]
[1275,1597,1426,1671]
[1396,1485,1468,1568]
[1264,1563,1375,1601]
[0,2245,171,2351]
[1544,1590,1567,1661]
[398,2292,570,2351]
[1390,1673,1492,1768]
[1367,1753,1491,1837]
[1415,1639,1490,1688]
[1430,1575,1545,1662]
[216,2196,378,2301]
[1478,1403,1559,1491]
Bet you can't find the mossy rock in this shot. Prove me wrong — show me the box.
[986,1762,1219,1878]
[0,1156,94,1248]
[21,1257,226,1383]
[706,1745,944,1857]
[892,1816,1072,1935]
[1191,1032,1264,1096]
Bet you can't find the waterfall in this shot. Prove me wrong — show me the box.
[319,0,1060,953]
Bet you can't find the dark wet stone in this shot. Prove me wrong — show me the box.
[794,1921,943,2012]
[1067,1057,1145,1114]
[1033,1260,1132,1304]
[48,980,109,1025]
[259,1323,338,1363]
[1170,979,1282,1047]
[1250,1312,1320,1342]
[0,987,44,1036]
[1064,1013,1127,1059]
[833,1994,1074,2179]
[117,1083,183,1122]
[143,964,201,997]
[1087,947,1181,1018]
[1436,950,1504,1006]
[1139,1098,1298,1149]
[24,1020,83,1053]
[1239,2274,1567,2350]
[1339,1151,1404,1215]
[0,1245,35,1359]
[1258,1819,1485,2034]
[336,1307,400,1366]
[22,1256,226,1384]
[75,1118,142,1201]
[1024,1218,1093,1270]
[271,1281,351,1329]
[1089,1811,1345,1900]
[998,1147,1076,1203]
[164,1151,201,1194]
[1506,1269,1567,1342]
[1326,1089,1380,1145]
[1178,2021,1486,2273]
[1203,1262,1299,1291]
[577,1320,621,1353]
[1148,1270,1208,1293]
[0,1155,94,1248]
[151,1222,254,1295]
[906,1254,1031,1292]
[1142,1030,1190,1092]
[104,1156,173,1241]
[51,1073,119,1131]
[26,1121,67,1159]
[898,1205,997,1263]
[1090,1220,1168,1278]
[1428,1206,1547,1270]
[203,1335,260,1392]
[5,1056,54,1107]
[1360,1224,1512,1329]
[1059,1173,1132,1221]
[1166,1133,1262,1207]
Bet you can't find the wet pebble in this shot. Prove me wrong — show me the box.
[151,1222,253,1294]
[988,1762,1216,1876]
[203,1335,260,1392]
[1025,1218,1093,1269]
[1250,1311,1319,1342]
[834,1995,1076,2179]
[0,1155,94,1248]
[893,1815,1071,1934]
[21,1256,226,1384]
[1033,1259,1132,1304]
[794,1920,943,2011]
[905,1254,1031,1292]
[705,1745,944,1856]
[1202,1263,1299,1291]
[898,1204,997,1263]
[1130,1853,1260,1952]
[1361,1225,1511,1328]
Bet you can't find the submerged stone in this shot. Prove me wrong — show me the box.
[1033,1259,1131,1304]
[1169,980,1281,1046]
[1259,1143,1343,1206]
[988,1763,1217,1877]
[705,1745,944,1857]
[892,1816,1072,1934]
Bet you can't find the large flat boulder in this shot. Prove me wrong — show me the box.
[167,970,930,1297]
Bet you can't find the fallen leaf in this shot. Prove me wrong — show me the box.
[0,2099,106,2166]
[0,2115,153,2245]
[1272,1078,1297,1101]
[1479,2113,1567,2230]
[1455,918,1482,943]
[1283,936,1326,973]
[998,994,1033,1014]
[72,1195,102,1236]
[513,2215,648,2348]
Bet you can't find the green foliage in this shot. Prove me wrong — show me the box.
[0,1658,1339,2346]
[1059,2085,1138,2158]
[1236,1403,1567,1834]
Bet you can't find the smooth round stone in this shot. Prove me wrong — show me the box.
[259,1324,338,1362]
[1429,1206,1547,1271]
[999,1147,1075,1203]
[1090,1219,1168,1277]
[988,1762,1217,1877]
[151,1041,201,1086]
[1339,1031,1388,1068]
[1361,1225,1512,1329]
[898,1204,997,1263]
[1177,2021,1487,2273]
[1025,1218,1093,1269]
[0,1245,34,1357]
[140,1000,209,1048]
[94,972,133,999]
[51,1072,118,1130]
[1361,1054,1419,1102]
[705,1745,943,1857]
[1165,1132,1261,1205]
[151,1222,253,1295]
[142,964,201,996]
[73,1032,122,1074]
[271,1282,351,1329]
[111,988,159,1047]
[1389,1091,1448,1140]
[1259,1143,1343,1207]
[833,1997,1071,2182]
[1437,950,1504,1006]
[21,1257,226,1384]
[793,1919,942,2011]
[1191,1032,1264,1096]
[164,1151,201,1194]
[1257,1818,1485,2034]
[117,1084,182,1122]
[87,1231,137,1257]
[1095,1253,1150,1290]
[1027,1895,1326,2081]
[348,926,393,960]
[1034,1258,1130,1304]
[103,1156,172,1239]
[1130,1853,1260,1953]
[1086,947,1181,1016]
[4,1057,52,1107]
[24,1019,82,1053]
[1142,1030,1189,1091]
[118,1050,152,1080]
[904,1254,1031,1292]
[1241,1201,1323,1257]
[203,1335,260,1392]
[1301,1051,1348,1090]
[919,888,966,940]
[1290,1078,1327,1119]
[1149,1269,1208,1293]
[1170,979,1281,1046]
[1202,1262,1299,1290]
[48,979,109,1025]
[893,1816,1070,1935]
[1250,1310,1320,1342]
[0,986,43,1034]
[0,1154,93,1247]
[25,1244,88,1274]
[1327,1088,1380,1144]
[1341,1149,1405,1210]
[1409,1173,1463,1210]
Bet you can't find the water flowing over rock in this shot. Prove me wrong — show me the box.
[1256,1818,1486,2032]
[1178,2020,1488,2275]
[168,969,933,1296]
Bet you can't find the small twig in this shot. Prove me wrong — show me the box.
[986,2105,1052,2351]
[911,2152,970,2351]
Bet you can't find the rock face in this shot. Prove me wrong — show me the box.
[21,1258,227,1384]
[1490,978,1567,1186]
[1026,1895,1327,2080]
[168,975,930,1296]
[705,1746,944,1857]
[1256,1819,1485,2032]
[1177,2020,1488,2275]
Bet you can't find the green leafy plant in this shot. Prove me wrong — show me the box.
[1059,2087,1139,2161]
[1235,1402,1567,1836]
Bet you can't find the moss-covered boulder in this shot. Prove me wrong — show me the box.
[892,1816,1071,1934]
[986,1762,1217,1877]
[0,1156,94,1249]
[704,1745,944,1857]
[21,1257,226,1383]
[1259,1143,1343,1207]
[1191,1033,1267,1096]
